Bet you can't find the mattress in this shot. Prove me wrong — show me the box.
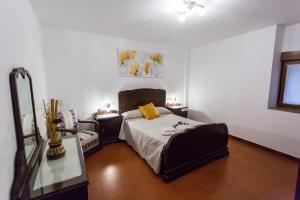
[121,114,203,174]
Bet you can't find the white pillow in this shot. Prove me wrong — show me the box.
[121,109,143,120]
[157,107,173,115]
[121,107,173,120]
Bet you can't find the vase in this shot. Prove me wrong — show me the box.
[46,131,65,160]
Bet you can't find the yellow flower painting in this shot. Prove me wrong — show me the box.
[118,49,164,78]
[144,62,151,76]
[119,50,136,66]
[149,53,163,65]
[129,63,140,77]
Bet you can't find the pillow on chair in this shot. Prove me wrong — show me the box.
[59,110,78,128]
[58,110,78,137]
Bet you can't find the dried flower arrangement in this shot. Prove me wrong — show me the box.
[43,99,65,160]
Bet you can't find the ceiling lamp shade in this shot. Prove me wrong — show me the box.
[194,5,206,16]
[177,12,187,22]
[176,0,206,22]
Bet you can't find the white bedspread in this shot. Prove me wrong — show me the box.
[120,114,203,174]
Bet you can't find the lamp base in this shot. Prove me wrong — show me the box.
[46,139,65,160]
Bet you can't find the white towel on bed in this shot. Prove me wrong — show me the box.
[160,124,193,136]
[176,124,192,131]
[160,127,177,136]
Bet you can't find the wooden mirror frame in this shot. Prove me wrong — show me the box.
[10,68,43,200]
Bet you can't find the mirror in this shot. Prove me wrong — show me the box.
[10,68,43,200]
[10,67,41,163]
[17,74,37,162]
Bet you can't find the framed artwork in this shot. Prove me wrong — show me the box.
[118,49,164,78]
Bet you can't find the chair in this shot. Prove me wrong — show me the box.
[57,110,102,156]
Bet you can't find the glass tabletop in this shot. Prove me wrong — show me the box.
[29,135,88,199]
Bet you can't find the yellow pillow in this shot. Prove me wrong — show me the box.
[139,103,160,119]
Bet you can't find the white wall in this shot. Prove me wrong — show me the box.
[0,0,47,199]
[42,26,187,119]
[188,25,300,158]
[282,22,300,51]
[268,25,284,107]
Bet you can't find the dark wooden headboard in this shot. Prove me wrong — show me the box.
[118,88,166,113]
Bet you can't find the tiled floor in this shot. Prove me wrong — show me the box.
[85,138,298,200]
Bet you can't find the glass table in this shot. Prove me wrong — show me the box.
[29,135,88,200]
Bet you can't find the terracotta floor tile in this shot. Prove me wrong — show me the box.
[238,167,286,198]
[209,184,262,200]
[86,138,298,200]
[100,173,127,192]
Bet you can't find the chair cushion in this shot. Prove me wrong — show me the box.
[78,131,99,153]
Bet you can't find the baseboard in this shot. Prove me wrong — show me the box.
[229,135,299,161]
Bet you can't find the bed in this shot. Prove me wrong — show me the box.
[118,88,229,182]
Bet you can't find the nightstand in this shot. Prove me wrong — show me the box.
[95,113,122,144]
[166,106,188,118]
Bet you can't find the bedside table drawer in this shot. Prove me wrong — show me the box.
[166,106,188,118]
[96,115,122,144]
[176,110,188,118]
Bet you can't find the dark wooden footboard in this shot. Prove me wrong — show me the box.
[161,123,229,182]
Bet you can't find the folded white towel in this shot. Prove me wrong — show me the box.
[176,124,192,131]
[161,124,193,136]
[160,127,177,136]
[162,127,177,132]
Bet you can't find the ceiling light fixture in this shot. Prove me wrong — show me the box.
[176,0,206,22]
[177,12,187,22]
